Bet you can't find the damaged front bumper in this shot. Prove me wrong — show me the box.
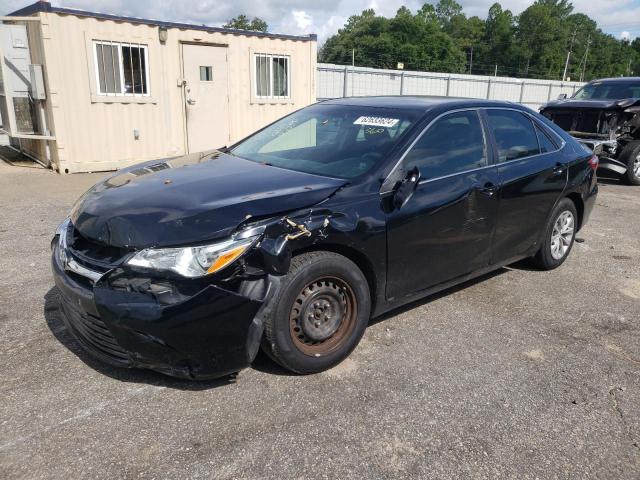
[51,240,276,380]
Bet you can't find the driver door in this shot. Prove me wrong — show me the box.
[385,110,499,300]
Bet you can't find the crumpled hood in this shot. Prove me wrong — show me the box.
[70,151,347,249]
[541,98,639,111]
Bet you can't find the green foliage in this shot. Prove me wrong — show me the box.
[319,0,640,80]
[319,4,465,72]
[223,14,268,32]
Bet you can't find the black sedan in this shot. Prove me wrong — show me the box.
[51,97,598,380]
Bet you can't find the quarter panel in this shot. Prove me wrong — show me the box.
[492,151,567,263]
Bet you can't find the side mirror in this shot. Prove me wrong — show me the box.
[393,166,421,209]
[557,93,567,100]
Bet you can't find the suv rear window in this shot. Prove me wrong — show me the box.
[486,110,540,162]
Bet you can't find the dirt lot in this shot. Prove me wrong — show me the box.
[0,159,638,479]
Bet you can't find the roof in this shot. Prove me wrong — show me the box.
[320,96,518,111]
[586,77,640,84]
[9,1,317,42]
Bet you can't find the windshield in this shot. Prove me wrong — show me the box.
[573,81,640,100]
[231,104,420,179]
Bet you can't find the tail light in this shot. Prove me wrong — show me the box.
[588,154,599,171]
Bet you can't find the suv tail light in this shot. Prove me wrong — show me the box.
[588,154,599,171]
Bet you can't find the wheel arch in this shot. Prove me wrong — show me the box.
[292,243,378,311]
[565,192,584,230]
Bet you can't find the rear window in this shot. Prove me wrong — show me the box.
[231,104,419,179]
[534,123,558,153]
[486,110,540,162]
[404,110,487,179]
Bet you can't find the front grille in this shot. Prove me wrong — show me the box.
[550,113,574,131]
[548,110,610,137]
[68,225,130,271]
[60,294,131,366]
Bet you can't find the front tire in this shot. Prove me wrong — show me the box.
[261,252,371,374]
[619,140,640,186]
[532,198,578,270]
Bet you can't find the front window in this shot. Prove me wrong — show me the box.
[572,81,640,100]
[94,41,149,96]
[254,54,289,99]
[231,105,419,179]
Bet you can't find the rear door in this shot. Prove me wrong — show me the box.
[484,108,568,264]
[386,110,499,299]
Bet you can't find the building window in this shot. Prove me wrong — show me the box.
[200,66,213,81]
[254,54,290,99]
[93,41,149,96]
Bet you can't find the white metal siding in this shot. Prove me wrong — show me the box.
[317,63,584,110]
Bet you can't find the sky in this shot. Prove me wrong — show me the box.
[4,0,640,43]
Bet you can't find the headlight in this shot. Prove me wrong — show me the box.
[126,236,258,278]
[55,218,70,264]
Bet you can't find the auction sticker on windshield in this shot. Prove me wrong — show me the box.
[353,116,399,128]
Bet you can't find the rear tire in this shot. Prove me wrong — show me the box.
[619,140,640,186]
[261,251,371,374]
[532,198,578,270]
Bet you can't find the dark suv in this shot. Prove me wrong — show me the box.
[52,97,598,380]
[540,77,640,185]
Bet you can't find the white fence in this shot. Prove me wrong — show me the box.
[317,63,585,110]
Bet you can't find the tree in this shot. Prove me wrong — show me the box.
[515,2,567,77]
[435,0,463,31]
[483,3,515,75]
[318,1,639,81]
[223,15,268,32]
[319,6,465,72]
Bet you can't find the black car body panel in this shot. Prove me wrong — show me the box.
[540,77,640,176]
[52,240,274,378]
[52,97,598,379]
[71,150,348,249]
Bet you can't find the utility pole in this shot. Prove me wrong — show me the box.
[351,48,355,97]
[469,46,473,74]
[562,28,578,81]
[627,59,632,76]
[494,64,498,77]
[579,35,591,82]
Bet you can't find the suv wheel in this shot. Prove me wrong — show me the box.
[532,198,578,270]
[261,252,371,374]
[619,140,640,186]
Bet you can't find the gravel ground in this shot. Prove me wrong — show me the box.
[1,160,638,479]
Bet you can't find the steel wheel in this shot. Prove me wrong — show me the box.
[550,210,575,260]
[289,276,358,357]
[633,152,640,178]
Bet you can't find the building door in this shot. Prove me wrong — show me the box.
[181,44,230,153]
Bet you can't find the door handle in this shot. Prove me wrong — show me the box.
[552,163,566,176]
[479,182,498,196]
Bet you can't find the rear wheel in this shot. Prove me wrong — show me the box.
[619,140,640,186]
[532,198,578,270]
[262,252,371,374]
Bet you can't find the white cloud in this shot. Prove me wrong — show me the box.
[292,10,313,32]
[621,31,631,40]
[3,0,638,43]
